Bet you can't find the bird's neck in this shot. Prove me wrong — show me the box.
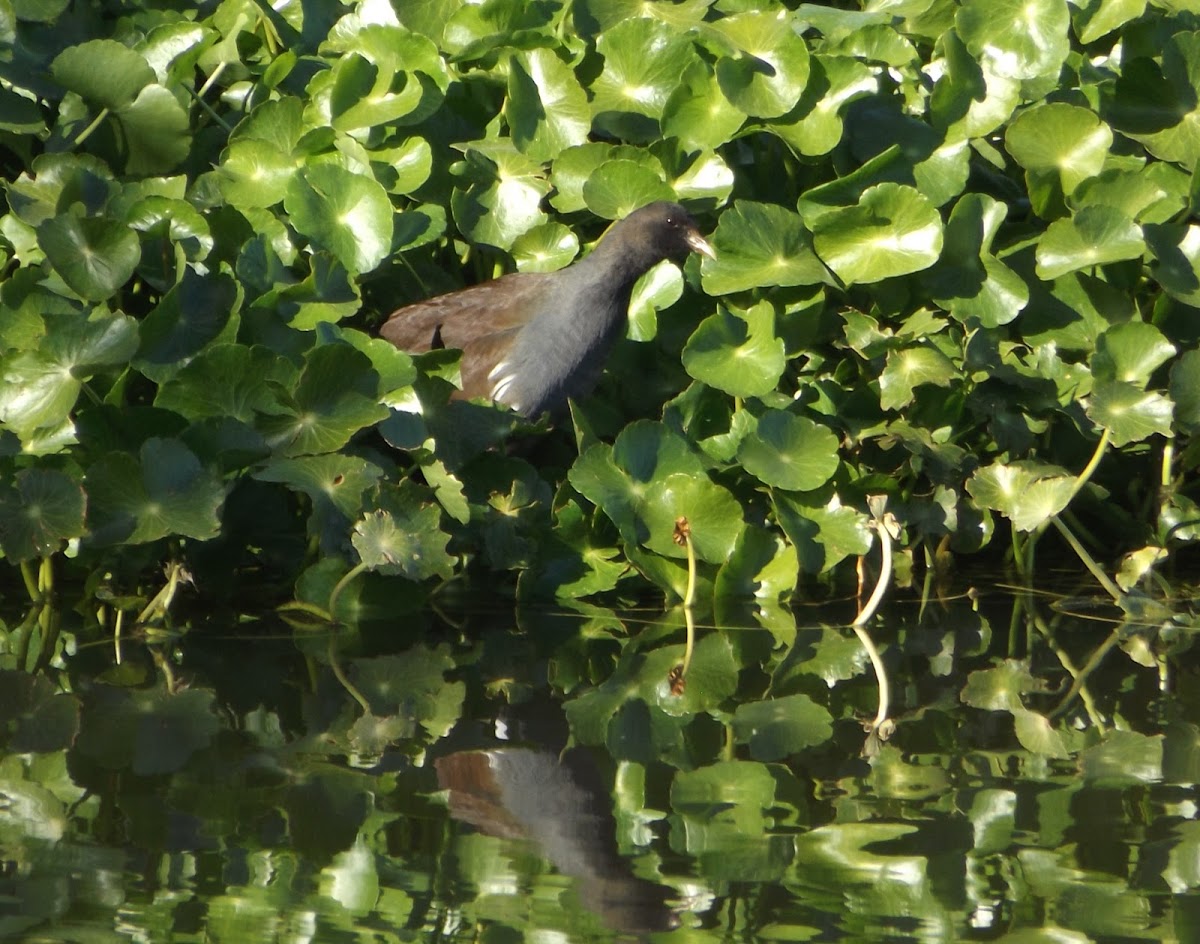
[573,234,655,293]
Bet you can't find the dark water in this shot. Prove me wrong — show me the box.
[3,575,1200,942]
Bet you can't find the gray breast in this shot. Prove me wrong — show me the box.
[488,276,629,417]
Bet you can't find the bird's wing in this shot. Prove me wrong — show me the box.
[379,272,553,353]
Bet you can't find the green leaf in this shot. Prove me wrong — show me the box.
[590,17,699,141]
[570,421,740,562]
[682,302,787,398]
[374,136,433,196]
[576,0,711,35]
[326,54,424,131]
[1035,206,1145,280]
[0,469,85,562]
[258,344,390,457]
[1147,222,1200,306]
[155,344,299,422]
[0,313,138,448]
[926,193,1028,327]
[956,0,1071,81]
[732,695,833,761]
[1005,103,1113,200]
[766,55,878,158]
[451,145,549,250]
[700,201,828,295]
[582,160,674,220]
[51,39,154,110]
[931,30,1020,141]
[353,501,454,581]
[1087,381,1174,447]
[116,84,192,176]
[737,410,840,491]
[1171,350,1200,434]
[285,164,394,275]
[85,438,226,546]
[1119,33,1200,170]
[772,490,872,575]
[628,260,684,341]
[641,471,744,563]
[135,269,240,380]
[812,183,943,285]
[713,527,798,602]
[662,62,747,151]
[253,454,384,519]
[510,222,579,273]
[711,10,811,118]
[218,139,296,209]
[1073,0,1147,44]
[878,344,958,411]
[37,215,141,302]
[966,462,1077,532]
[506,48,590,163]
[1091,322,1176,388]
[263,253,362,330]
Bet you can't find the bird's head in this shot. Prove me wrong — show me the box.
[601,201,716,272]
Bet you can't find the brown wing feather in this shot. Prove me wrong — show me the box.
[379,272,554,353]
[457,328,523,401]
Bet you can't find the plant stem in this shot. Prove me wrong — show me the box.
[1050,517,1123,603]
[328,562,368,619]
[19,561,40,604]
[852,511,896,748]
[73,108,109,146]
[1067,427,1111,504]
[136,561,187,626]
[326,562,373,715]
[328,626,373,715]
[1049,626,1121,719]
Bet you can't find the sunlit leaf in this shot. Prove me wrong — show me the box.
[506,48,590,163]
[1006,103,1113,200]
[710,10,811,118]
[285,164,394,275]
[451,145,549,250]
[966,462,1077,531]
[590,17,699,141]
[773,491,872,574]
[956,0,1071,81]
[700,201,828,295]
[812,183,943,285]
[1035,207,1144,280]
[878,344,958,411]
[682,302,787,398]
[1087,381,1174,447]
[1091,322,1176,388]
[737,410,840,491]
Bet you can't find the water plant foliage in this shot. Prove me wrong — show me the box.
[0,0,1197,610]
[9,0,1200,939]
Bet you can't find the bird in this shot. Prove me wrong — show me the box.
[379,201,714,419]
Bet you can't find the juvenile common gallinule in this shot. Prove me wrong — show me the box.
[380,201,714,418]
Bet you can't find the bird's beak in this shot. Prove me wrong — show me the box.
[687,230,716,260]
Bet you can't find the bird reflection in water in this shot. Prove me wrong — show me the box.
[435,747,678,934]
